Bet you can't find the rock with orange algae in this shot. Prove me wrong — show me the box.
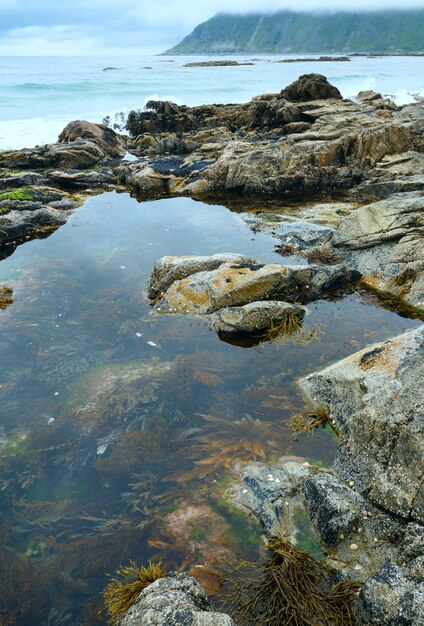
[148,253,252,299]
[153,259,360,315]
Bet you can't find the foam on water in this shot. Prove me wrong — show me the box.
[0,55,423,150]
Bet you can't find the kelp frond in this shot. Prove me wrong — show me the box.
[223,536,360,626]
[103,560,166,624]
[290,405,339,436]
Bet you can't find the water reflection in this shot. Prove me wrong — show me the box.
[0,192,420,624]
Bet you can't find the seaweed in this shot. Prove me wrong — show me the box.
[222,536,360,626]
[290,405,339,436]
[103,560,166,625]
[0,286,14,310]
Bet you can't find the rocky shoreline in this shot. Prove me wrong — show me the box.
[0,73,423,625]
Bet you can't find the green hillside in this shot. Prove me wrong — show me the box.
[165,10,424,55]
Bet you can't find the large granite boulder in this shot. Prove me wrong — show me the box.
[280,73,343,102]
[300,325,424,523]
[120,573,235,625]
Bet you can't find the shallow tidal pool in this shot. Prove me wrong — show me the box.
[0,192,420,624]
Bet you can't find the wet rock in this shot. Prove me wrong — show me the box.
[120,573,235,625]
[332,192,424,307]
[148,253,253,299]
[354,562,424,626]
[280,73,343,102]
[303,472,363,547]
[153,260,360,315]
[233,461,314,538]
[0,207,68,246]
[276,221,334,251]
[212,300,306,335]
[48,167,116,188]
[300,325,424,523]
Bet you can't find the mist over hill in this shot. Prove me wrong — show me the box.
[165,10,424,54]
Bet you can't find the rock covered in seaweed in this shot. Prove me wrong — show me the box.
[120,573,235,625]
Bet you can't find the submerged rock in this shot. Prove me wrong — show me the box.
[120,573,235,625]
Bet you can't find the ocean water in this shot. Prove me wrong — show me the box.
[0,54,423,150]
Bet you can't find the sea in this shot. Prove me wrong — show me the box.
[0,54,423,150]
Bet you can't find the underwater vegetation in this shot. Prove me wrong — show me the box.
[103,560,166,625]
[0,285,13,309]
[290,405,340,437]
[223,536,360,626]
[173,413,289,481]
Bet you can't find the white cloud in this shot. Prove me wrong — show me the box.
[1,0,423,55]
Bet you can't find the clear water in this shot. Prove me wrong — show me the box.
[0,54,423,149]
[0,191,420,624]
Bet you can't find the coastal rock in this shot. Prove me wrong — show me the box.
[276,221,334,250]
[120,573,235,626]
[280,73,343,102]
[0,121,126,170]
[357,90,399,111]
[152,260,360,315]
[58,120,126,158]
[212,300,306,336]
[148,253,252,298]
[354,562,424,626]
[332,192,424,307]
[183,60,252,67]
[300,325,424,523]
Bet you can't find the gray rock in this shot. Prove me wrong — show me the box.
[233,461,314,538]
[353,562,424,626]
[211,300,306,335]
[332,192,424,307]
[303,473,363,547]
[300,325,424,523]
[276,221,334,250]
[120,573,235,626]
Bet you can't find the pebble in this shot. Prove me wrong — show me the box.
[242,489,248,494]
[350,543,359,551]
[354,564,363,571]
[339,533,345,539]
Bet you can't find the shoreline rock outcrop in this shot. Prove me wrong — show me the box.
[230,325,424,626]
[0,74,422,310]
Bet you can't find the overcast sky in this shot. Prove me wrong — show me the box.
[1,0,423,55]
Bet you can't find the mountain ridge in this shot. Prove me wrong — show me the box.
[164,10,424,55]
